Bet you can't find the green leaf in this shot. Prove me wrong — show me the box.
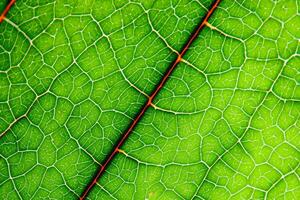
[0,0,299,199]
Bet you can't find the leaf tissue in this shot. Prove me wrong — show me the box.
[0,0,299,199]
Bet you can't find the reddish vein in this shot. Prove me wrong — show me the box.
[79,0,221,199]
[0,0,15,23]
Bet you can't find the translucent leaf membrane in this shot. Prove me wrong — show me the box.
[0,1,8,13]
[0,0,299,199]
[0,0,214,198]
[88,0,300,199]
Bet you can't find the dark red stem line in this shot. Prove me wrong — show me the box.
[79,0,221,199]
[0,0,15,23]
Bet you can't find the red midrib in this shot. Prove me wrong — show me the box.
[0,0,221,198]
[79,0,221,199]
[0,0,15,23]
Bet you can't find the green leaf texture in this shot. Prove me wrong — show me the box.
[0,0,299,199]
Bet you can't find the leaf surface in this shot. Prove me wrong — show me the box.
[0,0,299,200]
